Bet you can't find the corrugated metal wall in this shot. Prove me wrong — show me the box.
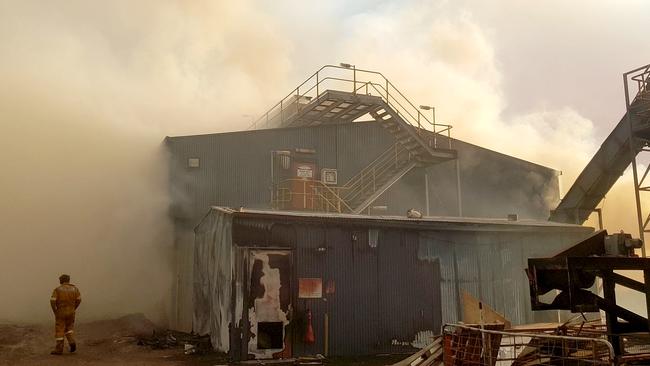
[418,230,591,326]
[232,219,444,356]
[168,122,564,331]
[167,122,560,226]
[223,213,592,356]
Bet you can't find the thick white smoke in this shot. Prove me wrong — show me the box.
[1,0,648,323]
[0,0,292,324]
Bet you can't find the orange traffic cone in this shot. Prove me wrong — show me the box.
[304,309,315,344]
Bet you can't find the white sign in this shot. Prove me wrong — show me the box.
[321,168,338,185]
[296,165,313,178]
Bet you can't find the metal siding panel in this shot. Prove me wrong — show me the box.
[454,239,481,301]
[295,225,444,356]
[169,123,400,226]
[475,238,499,313]
[215,214,592,357]
[376,230,440,352]
[499,239,521,322]
[326,226,356,356]
[335,123,395,184]
[379,168,428,216]
[420,231,460,325]
[451,141,560,220]
[294,224,327,356]
[377,230,407,348]
[168,122,562,226]
[352,229,380,354]
[417,229,591,327]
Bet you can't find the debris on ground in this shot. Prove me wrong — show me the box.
[388,338,443,366]
[137,329,212,355]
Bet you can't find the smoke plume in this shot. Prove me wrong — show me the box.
[1,0,648,323]
[0,0,291,324]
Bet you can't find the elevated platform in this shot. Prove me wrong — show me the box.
[251,65,458,214]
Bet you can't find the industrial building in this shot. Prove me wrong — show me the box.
[192,207,591,358]
[165,65,597,358]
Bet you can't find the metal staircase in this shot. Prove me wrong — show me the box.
[340,143,416,214]
[252,65,457,214]
[550,64,650,228]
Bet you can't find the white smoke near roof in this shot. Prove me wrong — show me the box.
[335,1,599,213]
[334,0,649,238]
[0,0,646,323]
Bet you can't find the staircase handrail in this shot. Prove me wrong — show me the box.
[342,144,400,189]
[342,144,410,203]
[272,178,353,213]
[248,65,453,145]
[314,181,354,213]
[343,144,405,190]
[361,81,453,148]
[630,64,650,97]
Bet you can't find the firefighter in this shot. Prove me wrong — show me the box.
[50,274,81,355]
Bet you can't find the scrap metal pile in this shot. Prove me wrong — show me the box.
[440,320,650,365]
[390,337,443,366]
[436,230,650,365]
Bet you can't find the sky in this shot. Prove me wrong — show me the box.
[1,0,650,323]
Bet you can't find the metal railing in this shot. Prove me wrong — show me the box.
[271,144,413,213]
[248,65,453,149]
[272,179,352,213]
[341,143,412,206]
[442,323,615,365]
[630,63,650,99]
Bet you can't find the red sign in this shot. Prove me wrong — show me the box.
[298,278,322,298]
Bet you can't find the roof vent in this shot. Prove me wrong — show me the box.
[507,214,518,221]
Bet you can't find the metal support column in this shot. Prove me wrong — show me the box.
[456,159,462,217]
[602,270,622,355]
[425,172,430,216]
[624,64,650,257]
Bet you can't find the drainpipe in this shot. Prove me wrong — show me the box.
[425,172,430,216]
[456,159,463,217]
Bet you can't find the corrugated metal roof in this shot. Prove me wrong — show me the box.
[210,206,593,232]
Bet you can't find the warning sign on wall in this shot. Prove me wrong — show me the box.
[298,278,322,298]
[296,165,314,178]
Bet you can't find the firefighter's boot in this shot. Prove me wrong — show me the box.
[66,331,76,352]
[51,340,64,355]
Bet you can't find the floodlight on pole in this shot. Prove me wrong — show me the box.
[419,105,436,125]
[339,63,357,93]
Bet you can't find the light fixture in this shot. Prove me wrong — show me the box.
[419,105,436,125]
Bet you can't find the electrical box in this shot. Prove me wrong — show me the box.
[321,168,338,185]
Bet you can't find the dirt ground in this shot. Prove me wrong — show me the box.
[0,314,403,366]
[0,314,227,366]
